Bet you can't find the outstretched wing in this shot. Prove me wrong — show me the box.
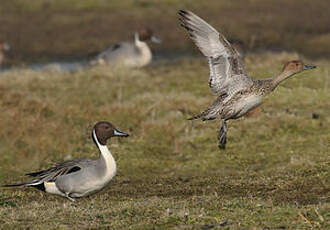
[179,10,252,97]
[25,158,94,183]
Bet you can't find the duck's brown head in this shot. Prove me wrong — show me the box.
[271,60,316,90]
[136,28,161,44]
[92,121,129,146]
[282,60,316,75]
[138,28,153,41]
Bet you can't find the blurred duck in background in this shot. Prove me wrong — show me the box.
[90,28,161,68]
[179,10,316,150]
[0,41,10,66]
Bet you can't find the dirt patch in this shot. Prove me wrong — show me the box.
[108,170,329,206]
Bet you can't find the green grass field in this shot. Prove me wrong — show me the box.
[0,52,329,229]
[0,0,329,229]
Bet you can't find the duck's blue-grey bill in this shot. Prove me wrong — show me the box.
[151,36,162,44]
[114,129,129,137]
[303,65,316,70]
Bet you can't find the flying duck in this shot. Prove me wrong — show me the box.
[179,10,316,149]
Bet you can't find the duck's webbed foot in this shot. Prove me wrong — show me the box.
[218,119,227,150]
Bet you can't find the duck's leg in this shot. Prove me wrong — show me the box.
[218,119,227,149]
[65,193,76,202]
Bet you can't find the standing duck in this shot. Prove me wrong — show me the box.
[178,10,316,149]
[3,121,129,201]
[90,28,161,68]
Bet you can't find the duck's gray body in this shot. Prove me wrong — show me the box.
[44,153,114,198]
[55,158,113,197]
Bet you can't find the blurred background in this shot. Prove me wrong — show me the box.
[0,0,330,66]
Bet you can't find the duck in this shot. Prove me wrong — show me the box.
[90,28,161,68]
[3,121,129,201]
[0,41,10,66]
[178,10,316,149]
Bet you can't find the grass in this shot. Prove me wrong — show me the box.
[0,52,329,229]
[0,1,329,228]
[0,0,330,66]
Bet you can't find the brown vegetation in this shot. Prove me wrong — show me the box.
[0,0,330,66]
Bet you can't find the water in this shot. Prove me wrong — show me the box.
[0,52,201,75]
[0,60,89,75]
[28,61,88,72]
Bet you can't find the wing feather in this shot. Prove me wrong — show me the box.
[179,10,252,96]
[26,158,94,183]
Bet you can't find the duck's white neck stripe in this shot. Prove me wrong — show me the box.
[134,32,140,43]
[92,129,102,147]
[92,128,117,178]
[134,32,147,47]
[92,129,110,156]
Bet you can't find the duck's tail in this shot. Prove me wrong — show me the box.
[2,180,42,188]
[188,107,217,121]
[2,181,46,191]
[2,183,26,187]
[188,113,204,120]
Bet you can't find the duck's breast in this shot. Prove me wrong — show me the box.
[232,94,263,119]
[126,42,152,67]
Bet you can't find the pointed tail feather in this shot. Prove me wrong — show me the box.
[188,113,204,120]
[2,180,42,187]
[2,183,26,187]
[25,169,47,178]
[2,181,45,192]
